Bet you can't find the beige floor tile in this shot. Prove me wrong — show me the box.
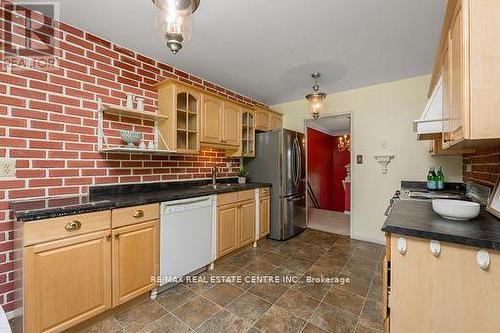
[254,305,306,333]
[172,295,222,329]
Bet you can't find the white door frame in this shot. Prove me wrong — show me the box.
[302,111,354,237]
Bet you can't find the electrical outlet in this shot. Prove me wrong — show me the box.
[0,159,16,177]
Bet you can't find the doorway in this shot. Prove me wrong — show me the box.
[304,114,351,235]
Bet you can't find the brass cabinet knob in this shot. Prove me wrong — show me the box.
[106,234,112,241]
[443,137,452,143]
[133,210,144,218]
[115,233,120,239]
[65,220,82,231]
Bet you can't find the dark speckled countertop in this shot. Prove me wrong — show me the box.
[10,178,271,222]
[382,200,500,250]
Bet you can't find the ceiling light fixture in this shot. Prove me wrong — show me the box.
[153,0,200,54]
[305,72,327,120]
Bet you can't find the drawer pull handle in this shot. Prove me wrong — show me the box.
[477,250,490,270]
[65,220,82,231]
[133,210,144,218]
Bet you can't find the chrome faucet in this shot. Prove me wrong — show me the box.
[211,165,220,185]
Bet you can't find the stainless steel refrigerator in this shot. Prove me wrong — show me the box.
[245,129,306,240]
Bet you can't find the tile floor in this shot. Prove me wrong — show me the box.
[308,209,350,236]
[73,229,385,333]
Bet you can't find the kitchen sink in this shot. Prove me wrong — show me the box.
[196,183,239,190]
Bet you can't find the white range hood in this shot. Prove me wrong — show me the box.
[413,75,446,140]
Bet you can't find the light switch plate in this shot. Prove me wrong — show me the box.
[356,155,363,164]
[0,158,16,177]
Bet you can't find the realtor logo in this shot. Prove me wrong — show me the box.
[1,1,60,71]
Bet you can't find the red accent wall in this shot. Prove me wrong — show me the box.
[307,129,350,212]
[0,3,270,312]
[307,128,334,210]
[332,136,350,212]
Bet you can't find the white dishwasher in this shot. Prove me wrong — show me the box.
[160,195,213,286]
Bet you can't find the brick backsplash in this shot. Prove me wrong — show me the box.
[463,146,500,187]
[0,3,268,312]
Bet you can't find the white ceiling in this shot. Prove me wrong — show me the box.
[306,114,350,137]
[27,0,446,105]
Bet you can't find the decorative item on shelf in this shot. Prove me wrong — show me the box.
[147,141,156,150]
[374,153,395,174]
[305,72,327,120]
[136,97,145,111]
[126,93,134,109]
[486,180,500,218]
[237,168,248,184]
[338,135,351,152]
[138,140,147,150]
[153,0,200,54]
[120,130,142,148]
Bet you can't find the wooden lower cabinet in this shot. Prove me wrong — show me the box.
[259,195,270,238]
[112,220,159,306]
[217,203,240,258]
[24,231,112,333]
[217,195,257,258]
[239,199,256,247]
[388,234,500,333]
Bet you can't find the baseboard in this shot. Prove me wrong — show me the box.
[351,233,386,245]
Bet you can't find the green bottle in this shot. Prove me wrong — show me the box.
[436,166,445,190]
[427,166,437,191]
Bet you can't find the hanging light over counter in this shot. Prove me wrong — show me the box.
[305,72,327,120]
[153,0,200,54]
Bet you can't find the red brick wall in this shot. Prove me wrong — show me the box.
[0,3,268,312]
[463,146,500,187]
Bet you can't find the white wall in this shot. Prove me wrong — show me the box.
[273,75,463,244]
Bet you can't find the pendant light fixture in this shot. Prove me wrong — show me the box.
[305,72,327,120]
[153,0,200,54]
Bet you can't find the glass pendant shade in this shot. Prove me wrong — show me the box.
[153,0,199,54]
[306,93,326,119]
[305,72,327,120]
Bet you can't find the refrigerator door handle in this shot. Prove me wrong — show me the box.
[287,193,305,202]
[291,138,298,187]
[296,138,302,183]
[294,138,301,186]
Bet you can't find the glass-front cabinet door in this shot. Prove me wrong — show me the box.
[176,89,200,153]
[241,110,255,157]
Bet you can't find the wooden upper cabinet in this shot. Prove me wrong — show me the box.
[157,80,200,153]
[255,107,271,131]
[430,0,500,148]
[269,112,283,130]
[201,95,223,144]
[223,101,241,147]
[448,3,465,146]
[112,220,159,306]
[24,231,111,333]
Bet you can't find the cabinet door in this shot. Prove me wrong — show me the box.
[217,204,239,258]
[433,242,500,332]
[176,87,200,153]
[259,196,270,238]
[201,95,223,144]
[442,40,452,149]
[112,220,159,306]
[24,231,111,333]
[269,113,282,130]
[223,102,240,146]
[390,236,434,333]
[239,200,256,247]
[449,4,465,146]
[255,109,270,131]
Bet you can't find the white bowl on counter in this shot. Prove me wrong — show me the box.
[432,199,480,221]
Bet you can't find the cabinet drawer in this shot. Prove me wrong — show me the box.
[24,210,111,246]
[112,203,159,228]
[217,192,238,206]
[259,187,270,197]
[238,190,255,201]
